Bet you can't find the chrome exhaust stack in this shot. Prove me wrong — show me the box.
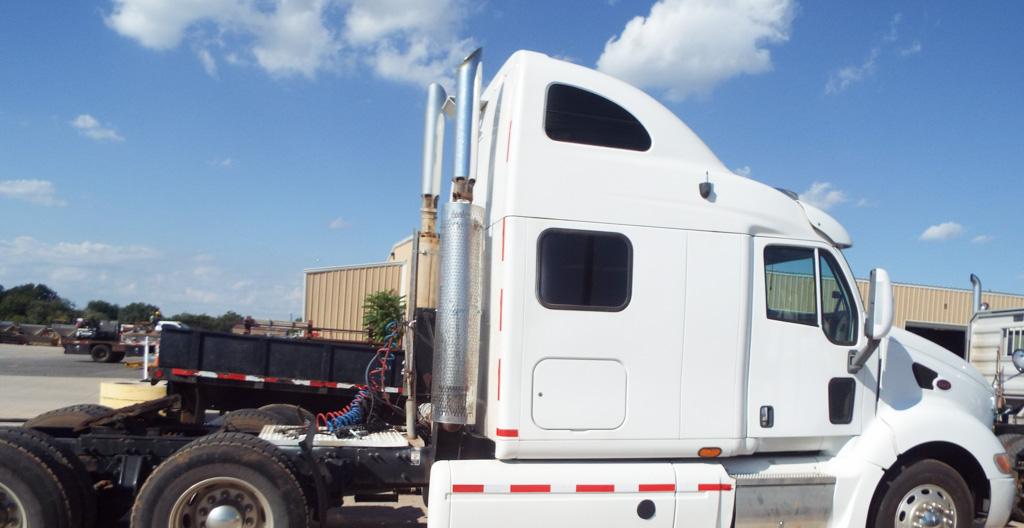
[420,83,450,234]
[451,48,482,202]
[970,273,984,315]
[432,49,485,427]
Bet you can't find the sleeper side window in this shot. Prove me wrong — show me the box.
[819,251,858,345]
[544,84,652,152]
[537,229,632,311]
[764,246,818,326]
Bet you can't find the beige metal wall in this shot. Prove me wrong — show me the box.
[855,280,1024,328]
[388,234,440,309]
[304,262,404,341]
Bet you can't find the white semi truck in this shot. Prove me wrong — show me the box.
[0,49,1014,528]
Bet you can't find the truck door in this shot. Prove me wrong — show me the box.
[746,240,870,442]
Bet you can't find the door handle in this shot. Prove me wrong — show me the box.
[760,405,774,428]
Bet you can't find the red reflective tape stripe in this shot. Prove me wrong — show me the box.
[452,484,484,493]
[497,358,502,401]
[496,428,518,438]
[309,380,329,388]
[498,288,504,331]
[576,484,615,493]
[219,373,246,381]
[510,484,549,493]
[263,377,280,383]
[639,484,676,492]
[171,368,196,376]
[697,483,732,492]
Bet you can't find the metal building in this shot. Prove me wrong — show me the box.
[852,280,1024,356]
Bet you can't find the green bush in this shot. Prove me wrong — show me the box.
[362,290,405,343]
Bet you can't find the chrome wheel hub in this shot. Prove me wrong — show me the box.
[0,483,25,528]
[168,477,271,528]
[894,484,956,528]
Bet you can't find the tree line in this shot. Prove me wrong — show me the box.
[0,283,243,333]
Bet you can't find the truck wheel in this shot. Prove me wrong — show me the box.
[1004,436,1024,522]
[23,404,114,430]
[870,459,973,528]
[130,433,309,528]
[89,345,111,362]
[0,428,96,528]
[0,441,72,528]
[259,404,314,426]
[107,350,125,363]
[221,409,281,434]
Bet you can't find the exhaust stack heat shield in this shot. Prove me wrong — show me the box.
[431,202,485,425]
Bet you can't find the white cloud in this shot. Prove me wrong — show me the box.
[328,217,350,230]
[733,165,752,177]
[855,198,876,208]
[0,236,158,265]
[825,47,879,95]
[826,12,921,95]
[197,48,218,76]
[185,287,221,303]
[883,13,902,43]
[0,180,66,207]
[899,40,923,57]
[105,0,473,86]
[971,234,994,244]
[596,0,795,101]
[919,221,964,241]
[71,114,124,142]
[798,182,847,211]
[210,157,234,168]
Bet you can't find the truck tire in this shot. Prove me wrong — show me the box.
[1004,436,1024,522]
[89,344,112,362]
[869,459,973,528]
[108,350,125,363]
[0,427,97,528]
[129,432,310,528]
[0,440,73,528]
[23,404,114,430]
[221,409,281,434]
[0,427,78,523]
[259,404,314,426]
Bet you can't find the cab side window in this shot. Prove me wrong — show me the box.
[764,246,817,326]
[544,84,652,152]
[819,252,858,345]
[537,229,632,311]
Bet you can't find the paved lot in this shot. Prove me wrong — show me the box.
[0,343,138,419]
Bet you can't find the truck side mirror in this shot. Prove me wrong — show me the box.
[849,268,893,373]
[865,268,894,339]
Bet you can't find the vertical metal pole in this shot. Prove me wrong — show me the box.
[142,336,150,381]
[404,230,420,439]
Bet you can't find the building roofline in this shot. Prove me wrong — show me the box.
[304,261,402,274]
[855,278,1024,298]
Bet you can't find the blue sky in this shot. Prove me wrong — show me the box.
[1,1,1021,319]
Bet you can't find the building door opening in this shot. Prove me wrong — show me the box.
[905,322,967,358]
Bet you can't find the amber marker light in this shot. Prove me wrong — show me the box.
[698,447,722,458]
[995,453,1013,475]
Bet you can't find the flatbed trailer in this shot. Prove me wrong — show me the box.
[6,311,442,526]
[63,339,144,363]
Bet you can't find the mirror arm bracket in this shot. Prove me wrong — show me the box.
[848,339,881,374]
